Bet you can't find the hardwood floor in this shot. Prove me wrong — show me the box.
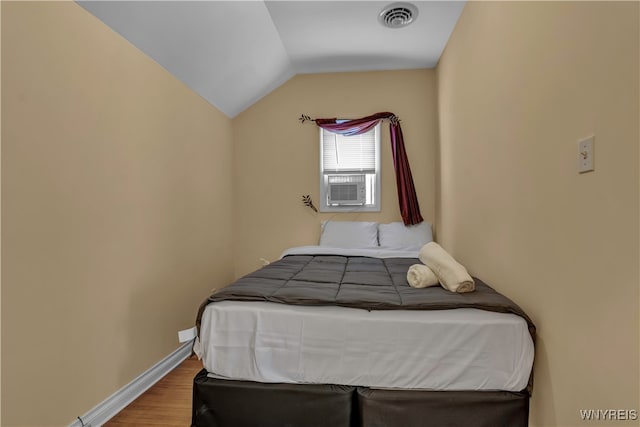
[105,356,203,426]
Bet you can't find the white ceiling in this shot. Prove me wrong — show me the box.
[78,1,465,117]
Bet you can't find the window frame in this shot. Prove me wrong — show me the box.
[319,123,381,213]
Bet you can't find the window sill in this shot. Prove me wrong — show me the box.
[319,205,381,213]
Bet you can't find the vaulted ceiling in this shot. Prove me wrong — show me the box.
[78,1,465,117]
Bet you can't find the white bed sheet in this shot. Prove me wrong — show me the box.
[198,300,534,391]
[280,245,420,259]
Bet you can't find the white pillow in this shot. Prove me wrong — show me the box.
[378,222,433,250]
[319,221,379,248]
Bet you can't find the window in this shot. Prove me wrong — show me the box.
[319,123,381,212]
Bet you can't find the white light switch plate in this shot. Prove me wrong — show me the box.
[578,136,594,173]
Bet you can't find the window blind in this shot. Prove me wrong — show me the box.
[321,126,377,174]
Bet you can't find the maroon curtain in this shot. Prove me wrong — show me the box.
[314,112,423,226]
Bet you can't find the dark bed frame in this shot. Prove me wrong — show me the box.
[192,369,530,427]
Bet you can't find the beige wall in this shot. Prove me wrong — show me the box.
[437,2,639,426]
[232,70,438,277]
[0,0,3,422]
[1,2,234,426]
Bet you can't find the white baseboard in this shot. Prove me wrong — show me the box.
[69,340,194,427]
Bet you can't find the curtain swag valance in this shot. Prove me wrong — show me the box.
[300,112,423,226]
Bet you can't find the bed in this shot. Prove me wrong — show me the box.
[191,222,535,427]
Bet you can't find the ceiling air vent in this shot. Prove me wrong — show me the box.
[379,2,418,29]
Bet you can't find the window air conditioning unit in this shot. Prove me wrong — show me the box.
[327,174,366,205]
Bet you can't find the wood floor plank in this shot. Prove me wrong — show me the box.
[105,356,203,426]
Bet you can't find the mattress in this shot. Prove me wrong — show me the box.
[198,300,534,391]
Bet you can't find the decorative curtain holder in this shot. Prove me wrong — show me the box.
[302,195,318,212]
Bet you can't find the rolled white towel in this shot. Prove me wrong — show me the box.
[406,264,439,289]
[418,242,475,293]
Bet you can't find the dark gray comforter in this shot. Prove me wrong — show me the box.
[196,254,536,393]
[198,255,535,338]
